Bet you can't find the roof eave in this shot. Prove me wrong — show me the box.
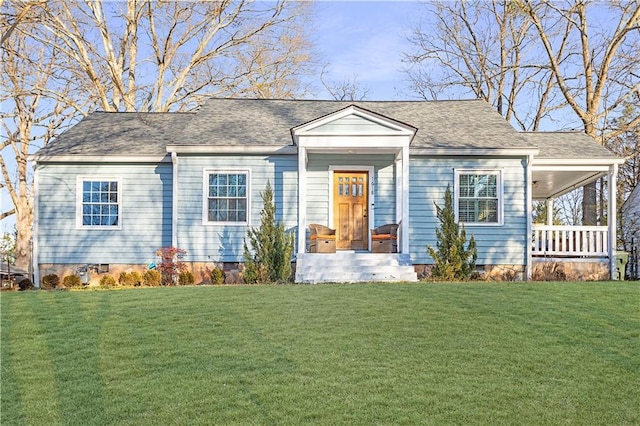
[167,145,297,155]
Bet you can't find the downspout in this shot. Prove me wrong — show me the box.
[608,163,618,280]
[32,160,40,288]
[526,154,533,281]
[171,152,178,249]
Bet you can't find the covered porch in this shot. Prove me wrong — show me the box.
[528,132,624,280]
[291,105,417,283]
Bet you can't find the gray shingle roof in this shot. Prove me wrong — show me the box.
[182,98,530,149]
[33,98,619,161]
[520,132,618,159]
[34,112,193,157]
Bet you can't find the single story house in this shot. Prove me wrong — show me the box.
[30,98,623,285]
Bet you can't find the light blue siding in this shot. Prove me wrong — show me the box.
[37,163,172,264]
[304,154,397,227]
[176,155,298,262]
[312,115,400,133]
[409,157,527,265]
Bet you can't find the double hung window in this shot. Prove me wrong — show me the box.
[204,171,249,224]
[455,170,502,225]
[77,178,121,228]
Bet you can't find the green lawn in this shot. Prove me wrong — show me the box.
[1,282,638,425]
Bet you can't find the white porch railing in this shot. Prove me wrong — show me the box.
[532,225,609,257]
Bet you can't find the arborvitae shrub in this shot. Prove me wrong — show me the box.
[41,274,59,289]
[142,269,162,287]
[99,275,117,287]
[18,278,33,291]
[63,275,82,288]
[243,180,294,284]
[178,270,195,286]
[427,185,477,281]
[210,267,225,285]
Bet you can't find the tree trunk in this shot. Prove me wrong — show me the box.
[14,199,32,271]
[582,181,597,225]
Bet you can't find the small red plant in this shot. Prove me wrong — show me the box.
[156,247,187,286]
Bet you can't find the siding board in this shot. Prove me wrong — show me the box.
[37,163,173,264]
[409,156,527,265]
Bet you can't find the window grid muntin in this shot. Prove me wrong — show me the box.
[206,171,249,224]
[455,171,502,225]
[79,179,120,228]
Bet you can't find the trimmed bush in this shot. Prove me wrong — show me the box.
[41,273,60,289]
[210,267,225,285]
[119,271,143,286]
[178,270,195,286]
[62,275,82,288]
[18,278,33,291]
[99,275,117,287]
[142,269,162,287]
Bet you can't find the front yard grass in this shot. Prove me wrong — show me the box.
[1,281,638,425]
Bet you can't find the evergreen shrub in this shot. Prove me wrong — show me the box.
[243,180,294,284]
[99,275,117,287]
[18,278,33,291]
[427,185,477,281]
[178,270,195,286]
[41,273,59,289]
[143,269,162,287]
[63,275,82,288]
[210,267,225,285]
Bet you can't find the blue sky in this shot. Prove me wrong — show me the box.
[312,1,424,99]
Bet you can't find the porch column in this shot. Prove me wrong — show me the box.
[399,146,410,254]
[608,163,618,279]
[297,146,307,254]
[546,198,554,226]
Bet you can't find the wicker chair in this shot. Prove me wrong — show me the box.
[309,224,336,253]
[371,224,398,253]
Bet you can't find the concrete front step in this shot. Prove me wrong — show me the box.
[295,252,418,283]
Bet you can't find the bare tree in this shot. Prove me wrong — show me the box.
[34,1,316,112]
[1,20,87,269]
[403,0,560,130]
[404,0,640,225]
[1,0,317,268]
[320,69,371,101]
[523,0,640,225]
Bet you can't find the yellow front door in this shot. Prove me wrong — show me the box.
[333,171,368,250]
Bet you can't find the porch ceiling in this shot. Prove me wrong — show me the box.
[532,169,605,200]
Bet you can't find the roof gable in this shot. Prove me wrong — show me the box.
[292,105,416,136]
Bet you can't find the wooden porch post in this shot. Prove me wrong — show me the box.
[609,163,618,280]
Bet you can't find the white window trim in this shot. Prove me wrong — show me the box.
[76,176,123,230]
[202,169,251,226]
[453,169,504,226]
